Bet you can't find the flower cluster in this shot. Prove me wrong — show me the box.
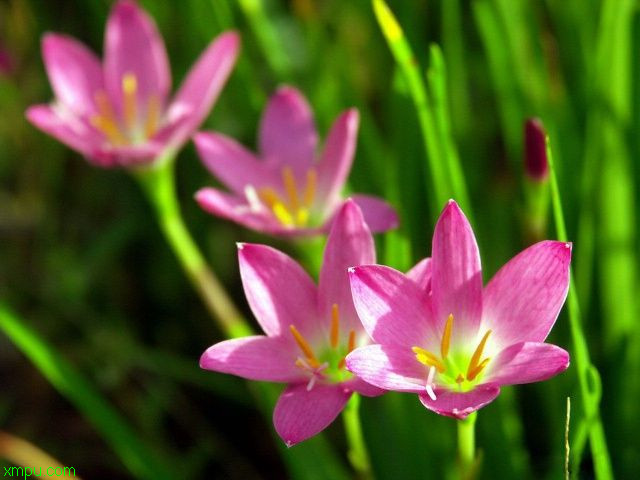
[27,0,572,448]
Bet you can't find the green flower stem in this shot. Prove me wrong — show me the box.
[457,413,477,480]
[342,394,373,479]
[135,159,252,339]
[546,139,613,480]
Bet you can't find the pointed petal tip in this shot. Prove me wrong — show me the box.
[215,30,241,53]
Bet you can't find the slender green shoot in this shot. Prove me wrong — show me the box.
[0,304,173,480]
[134,158,252,339]
[342,394,374,479]
[546,138,613,480]
[457,413,478,480]
[372,0,449,217]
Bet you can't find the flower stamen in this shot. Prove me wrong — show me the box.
[412,346,446,373]
[122,72,138,130]
[289,325,319,368]
[466,329,492,381]
[282,166,300,214]
[144,93,160,138]
[441,313,454,358]
[330,303,339,348]
[303,168,316,208]
[91,91,126,144]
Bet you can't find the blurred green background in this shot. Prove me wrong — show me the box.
[1,0,638,478]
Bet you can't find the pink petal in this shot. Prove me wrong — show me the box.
[194,131,274,194]
[200,336,303,382]
[41,33,103,117]
[25,105,107,165]
[418,384,501,419]
[346,344,426,393]
[484,342,570,386]
[406,257,432,295]
[258,86,318,175]
[318,200,375,334]
[315,109,359,211]
[483,241,572,345]
[345,377,386,397]
[104,0,170,110]
[431,200,482,343]
[350,194,399,233]
[273,383,352,446]
[237,243,319,339]
[349,265,437,348]
[167,31,239,143]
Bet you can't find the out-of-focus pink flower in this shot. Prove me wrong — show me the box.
[524,118,549,181]
[346,200,571,419]
[0,44,14,75]
[200,201,384,446]
[26,0,239,168]
[194,86,398,235]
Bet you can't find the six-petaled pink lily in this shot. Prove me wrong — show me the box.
[26,0,239,168]
[346,200,571,419]
[194,86,398,236]
[200,200,383,445]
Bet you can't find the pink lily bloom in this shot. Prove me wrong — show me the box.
[194,86,398,235]
[346,200,571,419]
[200,200,383,446]
[26,0,239,168]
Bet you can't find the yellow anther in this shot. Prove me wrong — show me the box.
[272,202,295,226]
[303,168,317,208]
[330,304,340,348]
[467,358,491,382]
[441,314,454,359]
[122,72,138,129]
[456,373,465,384]
[467,329,492,380]
[144,94,160,138]
[411,346,446,373]
[282,166,300,213]
[295,209,310,226]
[289,325,319,368]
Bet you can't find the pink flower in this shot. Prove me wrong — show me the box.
[194,86,398,235]
[200,200,383,446]
[26,0,239,168]
[346,200,571,419]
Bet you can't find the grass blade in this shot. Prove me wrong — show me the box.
[0,304,174,480]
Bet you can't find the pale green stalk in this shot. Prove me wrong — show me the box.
[546,139,613,480]
[134,158,251,339]
[342,394,374,480]
[457,413,477,480]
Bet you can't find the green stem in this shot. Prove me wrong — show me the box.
[546,139,614,480]
[457,413,477,480]
[134,159,251,339]
[342,394,373,479]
